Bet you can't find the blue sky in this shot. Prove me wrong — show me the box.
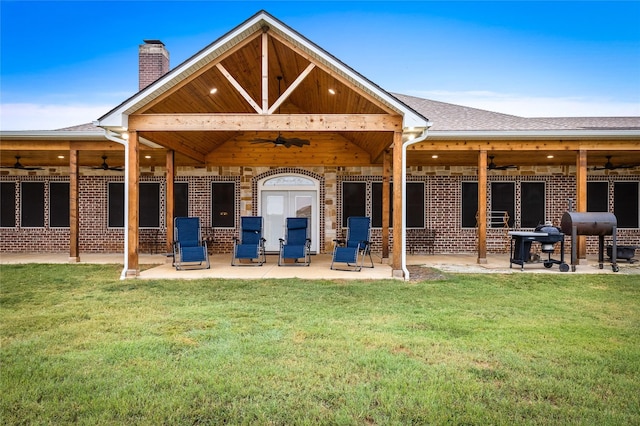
[1,1,639,130]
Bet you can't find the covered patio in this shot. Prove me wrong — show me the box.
[2,252,638,279]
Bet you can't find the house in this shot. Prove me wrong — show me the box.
[1,10,639,278]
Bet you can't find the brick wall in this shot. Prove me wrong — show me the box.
[1,166,639,256]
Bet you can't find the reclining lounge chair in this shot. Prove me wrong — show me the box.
[232,216,266,266]
[278,217,311,266]
[330,216,374,271]
[173,217,210,270]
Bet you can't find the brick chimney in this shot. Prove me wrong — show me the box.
[139,40,169,91]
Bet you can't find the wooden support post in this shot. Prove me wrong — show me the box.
[392,132,403,275]
[382,149,390,262]
[69,149,80,263]
[477,150,488,264]
[577,150,588,260]
[166,150,175,254]
[126,131,140,277]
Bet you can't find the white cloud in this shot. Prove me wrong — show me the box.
[407,90,640,117]
[0,103,114,131]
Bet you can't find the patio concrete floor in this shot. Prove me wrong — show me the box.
[1,251,638,279]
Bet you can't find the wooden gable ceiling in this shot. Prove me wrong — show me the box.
[134,28,396,166]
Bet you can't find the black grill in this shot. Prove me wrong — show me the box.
[509,225,568,272]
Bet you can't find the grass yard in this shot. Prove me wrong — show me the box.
[1,264,639,425]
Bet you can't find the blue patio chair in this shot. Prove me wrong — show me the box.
[330,216,374,271]
[278,217,311,266]
[173,217,210,270]
[232,216,266,266]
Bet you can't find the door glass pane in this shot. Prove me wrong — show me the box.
[295,195,312,218]
[263,193,285,251]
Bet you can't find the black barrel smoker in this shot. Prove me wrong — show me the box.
[560,212,619,272]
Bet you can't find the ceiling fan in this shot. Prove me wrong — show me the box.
[488,156,517,170]
[251,75,310,148]
[1,156,44,170]
[590,155,638,171]
[92,155,124,171]
[252,133,310,148]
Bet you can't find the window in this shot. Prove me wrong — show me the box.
[342,182,366,225]
[0,182,16,227]
[21,182,45,227]
[140,183,160,228]
[372,182,392,228]
[614,182,639,228]
[521,182,545,228]
[211,182,235,227]
[49,182,70,228]
[406,182,425,228]
[108,182,124,228]
[461,182,478,228]
[587,182,609,212]
[174,182,189,218]
[491,182,515,228]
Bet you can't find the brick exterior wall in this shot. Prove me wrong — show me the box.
[1,166,639,256]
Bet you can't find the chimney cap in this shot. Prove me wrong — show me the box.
[143,39,164,45]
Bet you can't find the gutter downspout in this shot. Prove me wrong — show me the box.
[401,125,431,281]
[103,129,129,280]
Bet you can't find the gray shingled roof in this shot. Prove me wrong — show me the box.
[56,122,102,132]
[52,95,640,134]
[393,93,640,132]
[528,117,640,130]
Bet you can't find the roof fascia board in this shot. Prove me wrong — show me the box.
[0,130,106,140]
[427,130,640,140]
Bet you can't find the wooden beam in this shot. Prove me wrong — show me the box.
[268,63,316,114]
[410,140,640,152]
[166,150,175,254]
[129,114,403,132]
[477,150,488,264]
[262,31,269,113]
[1,141,123,150]
[69,149,80,263]
[577,150,588,259]
[126,131,140,277]
[392,132,403,275]
[216,63,262,113]
[382,149,390,261]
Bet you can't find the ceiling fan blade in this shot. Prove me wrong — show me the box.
[4,156,44,170]
[280,137,310,147]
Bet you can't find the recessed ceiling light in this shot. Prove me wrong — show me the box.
[144,155,151,159]
[432,155,439,159]
[210,88,218,94]
[328,88,336,95]
[547,155,554,159]
[57,155,65,159]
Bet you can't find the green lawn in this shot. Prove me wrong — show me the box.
[1,264,639,425]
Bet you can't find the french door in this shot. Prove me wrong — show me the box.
[260,190,318,253]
